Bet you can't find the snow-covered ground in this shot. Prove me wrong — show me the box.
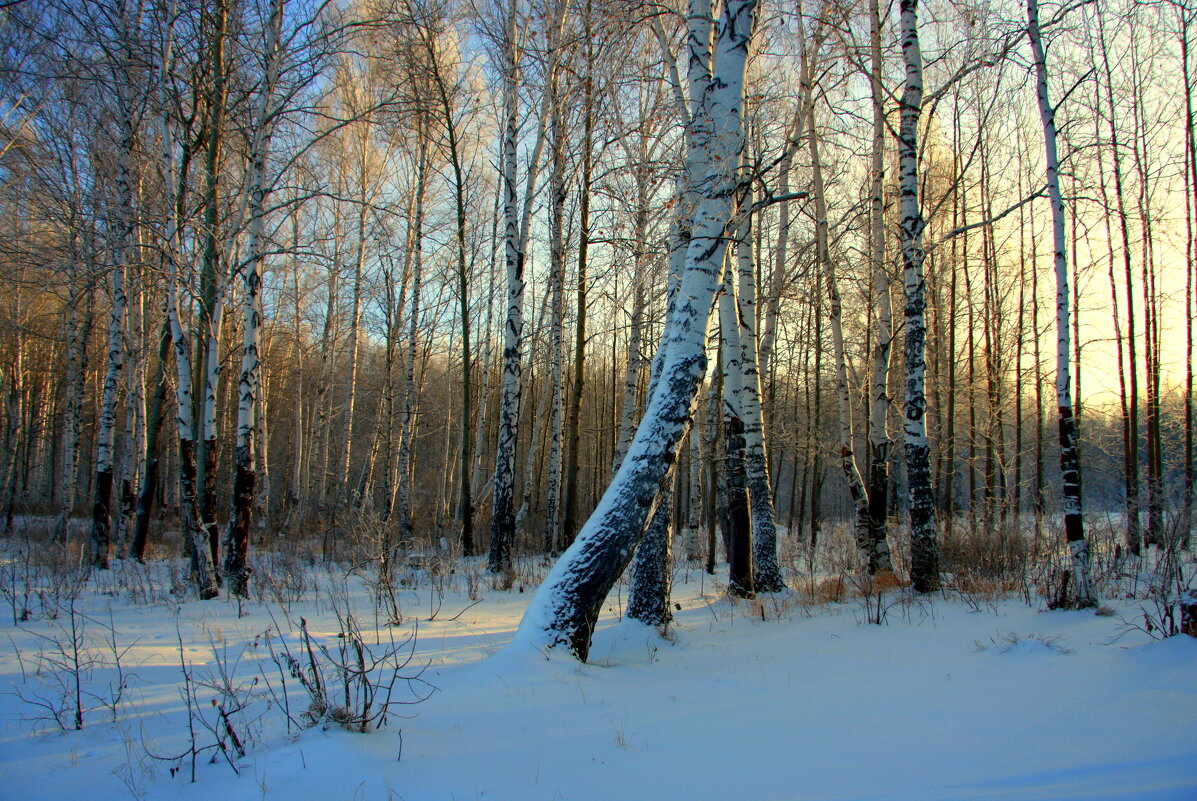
[1,556,1194,801]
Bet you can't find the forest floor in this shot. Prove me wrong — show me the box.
[1,544,1195,801]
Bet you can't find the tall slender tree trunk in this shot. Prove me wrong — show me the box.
[92,0,137,570]
[225,0,283,598]
[561,5,594,549]
[736,188,785,590]
[1095,11,1141,554]
[898,0,939,592]
[489,4,526,572]
[867,0,894,565]
[720,262,754,597]
[1029,0,1094,608]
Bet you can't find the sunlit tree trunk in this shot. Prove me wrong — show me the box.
[225,0,284,598]
[159,2,218,598]
[91,0,137,570]
[516,0,756,660]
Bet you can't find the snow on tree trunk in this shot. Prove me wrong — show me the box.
[898,0,940,593]
[513,0,757,661]
[1027,0,1094,608]
[628,484,675,625]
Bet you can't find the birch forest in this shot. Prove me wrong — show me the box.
[1,0,1195,649]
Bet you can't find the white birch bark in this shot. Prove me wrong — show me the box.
[91,0,135,570]
[898,0,939,592]
[542,35,568,554]
[159,2,218,598]
[489,0,558,569]
[806,87,875,572]
[225,0,284,597]
[57,257,84,542]
[719,256,754,596]
[1027,0,1094,607]
[488,0,526,572]
[612,242,648,472]
[735,189,785,591]
[515,0,757,660]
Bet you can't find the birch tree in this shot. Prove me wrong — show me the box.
[1027,0,1094,607]
[515,0,757,660]
[898,0,939,592]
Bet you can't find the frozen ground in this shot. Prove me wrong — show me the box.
[1,558,1194,801]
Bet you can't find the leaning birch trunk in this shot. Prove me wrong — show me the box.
[627,477,675,625]
[1027,0,1094,608]
[866,0,894,564]
[159,4,218,599]
[514,0,756,660]
[807,95,884,573]
[735,189,786,590]
[225,0,283,598]
[624,4,712,599]
[898,0,939,592]
[488,4,525,573]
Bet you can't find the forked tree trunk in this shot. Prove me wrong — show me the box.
[225,0,284,598]
[514,0,756,660]
[160,3,218,598]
